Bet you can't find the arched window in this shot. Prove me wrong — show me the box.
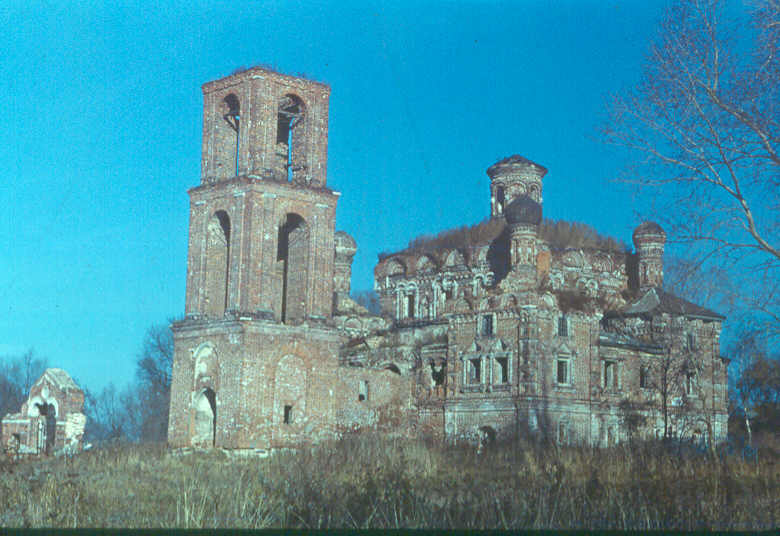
[495,186,505,215]
[529,183,540,202]
[277,213,309,323]
[277,94,305,182]
[205,211,230,317]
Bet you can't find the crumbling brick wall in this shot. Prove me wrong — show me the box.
[1,369,86,456]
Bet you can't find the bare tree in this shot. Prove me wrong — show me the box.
[0,350,47,419]
[728,327,780,446]
[83,382,143,443]
[604,0,779,340]
[135,322,174,442]
[648,350,688,441]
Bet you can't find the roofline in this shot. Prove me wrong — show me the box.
[598,334,665,354]
[605,309,724,321]
[202,65,330,93]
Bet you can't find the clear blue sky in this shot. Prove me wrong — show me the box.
[0,0,674,391]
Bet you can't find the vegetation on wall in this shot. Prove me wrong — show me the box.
[380,217,626,261]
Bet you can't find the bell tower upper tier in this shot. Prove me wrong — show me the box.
[185,67,339,325]
[201,66,331,187]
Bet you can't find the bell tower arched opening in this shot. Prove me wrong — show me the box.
[277,213,309,324]
[222,94,240,176]
[213,93,241,178]
[276,94,305,183]
[205,211,231,318]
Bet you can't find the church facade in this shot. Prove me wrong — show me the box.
[167,67,728,451]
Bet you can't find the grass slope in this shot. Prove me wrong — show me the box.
[0,435,777,529]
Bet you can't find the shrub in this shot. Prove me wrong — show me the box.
[380,218,626,261]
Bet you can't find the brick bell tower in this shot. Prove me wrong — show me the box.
[168,67,343,450]
[184,66,338,323]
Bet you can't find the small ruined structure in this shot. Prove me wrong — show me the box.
[167,66,728,451]
[1,369,86,456]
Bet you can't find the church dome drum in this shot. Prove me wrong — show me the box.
[505,195,542,226]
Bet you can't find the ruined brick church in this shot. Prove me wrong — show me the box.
[167,66,728,451]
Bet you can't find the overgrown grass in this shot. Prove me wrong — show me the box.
[1,435,777,529]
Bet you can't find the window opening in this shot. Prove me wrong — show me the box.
[405,294,415,319]
[283,405,293,424]
[640,365,649,389]
[358,380,369,402]
[481,314,494,336]
[685,372,697,395]
[604,361,617,389]
[557,358,570,385]
[496,186,505,214]
[558,315,568,337]
[469,358,482,384]
[431,362,446,386]
[686,333,697,351]
[496,357,508,384]
[479,426,496,446]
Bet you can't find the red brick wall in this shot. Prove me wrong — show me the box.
[200,67,330,187]
[184,178,339,322]
[168,320,412,449]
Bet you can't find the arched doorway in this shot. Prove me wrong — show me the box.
[35,402,56,454]
[193,388,217,447]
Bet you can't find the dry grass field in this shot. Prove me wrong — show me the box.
[1,435,777,529]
